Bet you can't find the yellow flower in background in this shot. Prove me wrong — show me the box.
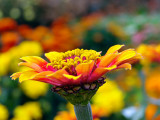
[0,104,9,120]
[145,67,160,99]
[0,52,11,76]
[20,80,49,99]
[92,80,124,116]
[137,44,160,65]
[8,41,42,59]
[12,102,42,120]
[15,66,49,99]
[9,41,43,72]
[0,41,43,76]
[107,22,128,40]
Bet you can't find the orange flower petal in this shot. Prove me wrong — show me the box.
[75,60,95,82]
[19,70,37,82]
[99,53,117,67]
[116,49,136,63]
[18,62,43,72]
[63,74,82,84]
[117,63,131,70]
[31,71,54,80]
[21,56,48,66]
[106,44,124,54]
[118,54,141,65]
[47,69,70,84]
[31,71,61,85]
[10,72,22,80]
[89,65,117,82]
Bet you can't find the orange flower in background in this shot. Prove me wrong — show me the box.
[0,16,81,53]
[145,67,160,99]
[0,32,20,52]
[51,18,81,52]
[0,18,17,32]
[40,33,55,52]
[28,26,49,42]
[145,104,160,120]
[18,25,33,39]
[11,45,140,87]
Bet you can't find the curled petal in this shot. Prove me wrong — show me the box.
[47,69,69,84]
[117,63,131,70]
[31,71,61,86]
[106,44,124,54]
[20,56,48,66]
[32,78,61,86]
[63,74,82,85]
[99,53,117,67]
[116,49,136,64]
[75,60,95,82]
[18,62,43,72]
[89,65,117,82]
[117,54,141,66]
[31,71,54,79]
[20,56,51,71]
[109,49,137,66]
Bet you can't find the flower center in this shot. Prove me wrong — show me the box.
[48,49,101,70]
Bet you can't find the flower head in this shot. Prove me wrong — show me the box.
[11,45,140,105]
[145,104,160,120]
[145,67,160,99]
[12,102,42,120]
[92,80,124,116]
[137,44,160,64]
[21,80,49,99]
[0,18,17,32]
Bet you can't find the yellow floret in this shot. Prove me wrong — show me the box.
[46,49,101,70]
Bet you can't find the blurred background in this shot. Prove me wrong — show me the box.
[0,0,160,120]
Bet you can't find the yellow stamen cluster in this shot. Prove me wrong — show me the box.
[48,49,101,70]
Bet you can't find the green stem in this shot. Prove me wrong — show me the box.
[74,102,93,120]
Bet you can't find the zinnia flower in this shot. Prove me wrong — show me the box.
[11,45,140,105]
